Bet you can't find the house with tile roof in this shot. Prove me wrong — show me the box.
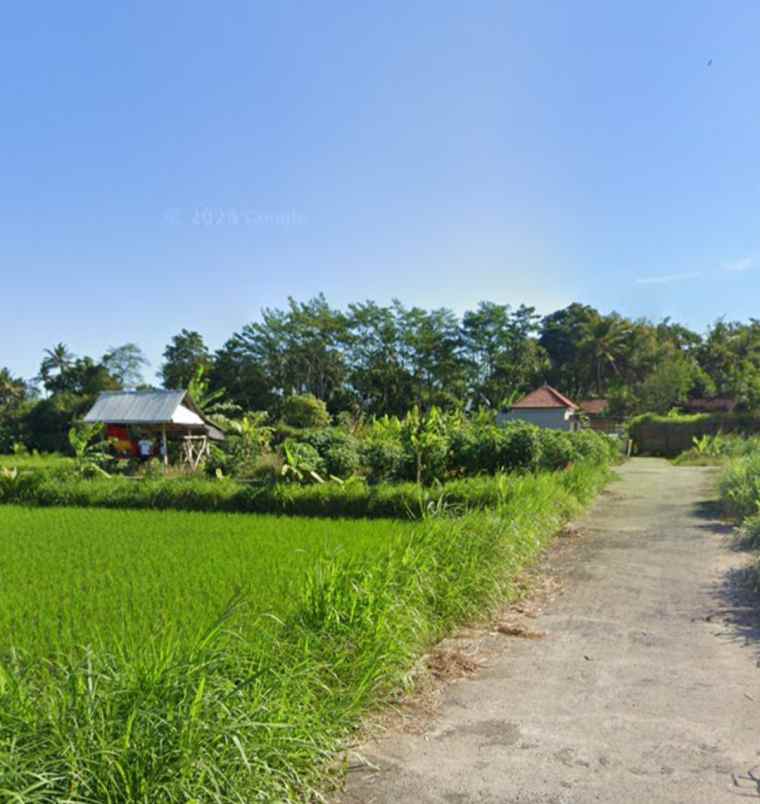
[500,384,580,431]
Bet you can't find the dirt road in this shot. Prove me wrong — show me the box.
[340,458,760,803]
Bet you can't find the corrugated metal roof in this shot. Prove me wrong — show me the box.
[84,390,188,424]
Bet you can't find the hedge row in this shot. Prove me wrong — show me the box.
[628,412,760,457]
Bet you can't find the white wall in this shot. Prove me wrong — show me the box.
[500,408,577,431]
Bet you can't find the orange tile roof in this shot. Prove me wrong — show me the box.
[511,385,577,410]
[578,399,609,415]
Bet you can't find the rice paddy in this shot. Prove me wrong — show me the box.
[0,505,411,658]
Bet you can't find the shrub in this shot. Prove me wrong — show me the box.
[449,424,503,475]
[538,430,579,470]
[496,421,543,471]
[298,428,361,478]
[324,443,360,478]
[360,417,407,483]
[719,452,760,520]
[281,394,331,429]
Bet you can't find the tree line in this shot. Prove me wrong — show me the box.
[3,295,760,451]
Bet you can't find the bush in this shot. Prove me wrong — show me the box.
[719,452,760,521]
[496,421,543,471]
[281,394,331,429]
[360,417,407,483]
[538,429,579,470]
[297,428,361,478]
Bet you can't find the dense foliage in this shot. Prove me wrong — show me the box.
[1,422,618,514]
[7,298,760,454]
[0,459,610,801]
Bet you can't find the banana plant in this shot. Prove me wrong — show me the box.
[68,423,112,478]
[280,440,326,484]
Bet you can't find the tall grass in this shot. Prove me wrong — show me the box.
[0,461,611,801]
[0,452,72,471]
[674,433,760,466]
[1,471,576,520]
[719,448,760,592]
[719,451,760,520]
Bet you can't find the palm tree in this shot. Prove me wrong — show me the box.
[38,343,75,387]
[581,316,631,396]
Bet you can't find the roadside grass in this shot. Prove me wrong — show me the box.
[673,434,760,467]
[718,450,760,592]
[0,460,611,801]
[671,454,725,467]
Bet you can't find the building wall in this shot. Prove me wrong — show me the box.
[500,408,576,431]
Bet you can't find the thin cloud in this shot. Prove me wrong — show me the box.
[722,256,753,273]
[635,272,701,286]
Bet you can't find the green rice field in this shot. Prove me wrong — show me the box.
[0,505,411,658]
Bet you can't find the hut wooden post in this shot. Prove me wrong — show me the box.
[161,425,168,466]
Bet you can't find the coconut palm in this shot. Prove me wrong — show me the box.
[38,343,75,388]
[581,315,631,395]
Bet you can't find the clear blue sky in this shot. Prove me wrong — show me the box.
[4,2,760,381]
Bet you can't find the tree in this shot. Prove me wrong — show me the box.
[462,302,547,408]
[0,368,29,452]
[579,313,631,396]
[160,330,211,389]
[38,343,75,392]
[539,304,598,397]
[281,393,331,428]
[212,296,350,413]
[345,301,412,416]
[394,302,468,410]
[636,354,701,414]
[0,368,26,409]
[102,343,149,388]
[41,357,119,396]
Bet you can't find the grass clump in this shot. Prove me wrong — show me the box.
[0,460,611,801]
[718,447,760,593]
[674,433,760,466]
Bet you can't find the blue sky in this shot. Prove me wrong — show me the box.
[4,2,760,381]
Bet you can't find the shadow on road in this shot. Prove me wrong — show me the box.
[692,496,760,661]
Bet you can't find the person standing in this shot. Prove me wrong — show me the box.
[137,435,154,462]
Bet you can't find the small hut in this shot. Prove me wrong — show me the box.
[83,389,224,469]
